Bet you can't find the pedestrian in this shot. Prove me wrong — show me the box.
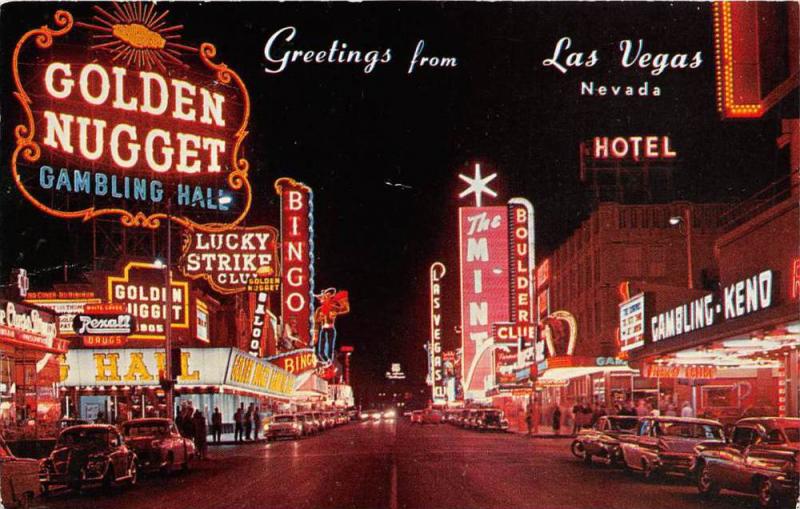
[571,401,581,435]
[253,406,262,440]
[681,401,694,418]
[181,404,195,439]
[525,409,533,437]
[552,405,561,436]
[95,411,105,424]
[212,407,223,443]
[234,404,244,442]
[245,404,254,440]
[665,403,677,417]
[192,410,208,460]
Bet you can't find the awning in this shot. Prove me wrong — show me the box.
[536,364,639,382]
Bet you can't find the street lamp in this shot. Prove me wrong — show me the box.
[669,207,693,289]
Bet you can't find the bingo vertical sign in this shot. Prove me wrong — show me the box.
[275,178,315,350]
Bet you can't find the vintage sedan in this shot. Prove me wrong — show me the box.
[265,414,304,440]
[619,416,724,479]
[0,436,41,508]
[40,425,137,493]
[120,418,196,473]
[475,409,510,432]
[571,415,640,466]
[694,417,800,508]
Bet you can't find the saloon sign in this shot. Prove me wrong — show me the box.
[179,227,279,294]
[11,6,251,229]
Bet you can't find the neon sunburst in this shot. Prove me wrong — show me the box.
[76,2,196,70]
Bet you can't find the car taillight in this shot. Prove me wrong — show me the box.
[151,440,160,448]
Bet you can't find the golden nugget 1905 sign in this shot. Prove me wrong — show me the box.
[11,4,251,230]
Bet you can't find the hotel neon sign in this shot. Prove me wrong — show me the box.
[11,6,252,230]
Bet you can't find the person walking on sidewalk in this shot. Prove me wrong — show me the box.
[244,404,254,440]
[192,410,207,460]
[234,404,244,442]
[525,409,533,437]
[253,406,262,440]
[552,405,561,436]
[211,407,223,443]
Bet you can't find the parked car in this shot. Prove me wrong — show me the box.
[299,413,319,435]
[40,424,137,493]
[619,416,724,480]
[56,418,90,432]
[694,417,800,509]
[474,409,509,432]
[421,409,444,425]
[0,436,41,508]
[265,414,304,440]
[571,415,640,466]
[463,409,481,429]
[120,418,195,473]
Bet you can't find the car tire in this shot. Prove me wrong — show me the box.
[570,441,585,459]
[757,478,779,509]
[696,462,720,498]
[128,461,138,487]
[18,491,33,509]
[102,467,115,492]
[642,459,658,482]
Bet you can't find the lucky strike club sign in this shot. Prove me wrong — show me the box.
[11,6,251,229]
[179,227,280,294]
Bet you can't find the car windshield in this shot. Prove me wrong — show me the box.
[784,428,800,443]
[58,428,109,447]
[123,423,170,437]
[484,411,502,423]
[658,422,722,439]
[274,415,294,423]
[609,418,639,431]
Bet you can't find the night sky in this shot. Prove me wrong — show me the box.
[0,2,793,397]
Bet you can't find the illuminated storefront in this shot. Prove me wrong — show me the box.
[60,348,295,422]
[0,298,68,439]
[626,192,799,420]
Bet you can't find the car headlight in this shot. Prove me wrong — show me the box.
[360,413,368,419]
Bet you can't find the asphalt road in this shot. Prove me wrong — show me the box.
[36,420,759,509]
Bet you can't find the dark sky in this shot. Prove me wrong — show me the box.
[0,2,793,395]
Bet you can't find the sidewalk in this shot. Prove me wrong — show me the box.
[207,431,268,446]
[508,426,575,439]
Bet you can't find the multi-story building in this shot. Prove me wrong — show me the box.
[533,201,730,408]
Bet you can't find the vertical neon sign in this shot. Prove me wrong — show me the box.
[275,178,315,350]
[430,262,446,405]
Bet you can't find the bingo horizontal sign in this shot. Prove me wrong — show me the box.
[179,227,280,294]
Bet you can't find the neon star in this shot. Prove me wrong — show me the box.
[458,163,497,207]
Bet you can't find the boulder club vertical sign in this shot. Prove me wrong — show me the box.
[11,5,252,230]
[275,178,315,351]
[430,262,446,405]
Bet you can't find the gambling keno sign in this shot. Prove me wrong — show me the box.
[11,5,251,229]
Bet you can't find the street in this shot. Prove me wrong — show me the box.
[36,421,756,509]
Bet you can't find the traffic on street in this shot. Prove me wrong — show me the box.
[23,418,765,509]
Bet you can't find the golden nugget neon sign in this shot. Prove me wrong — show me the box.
[12,5,251,229]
